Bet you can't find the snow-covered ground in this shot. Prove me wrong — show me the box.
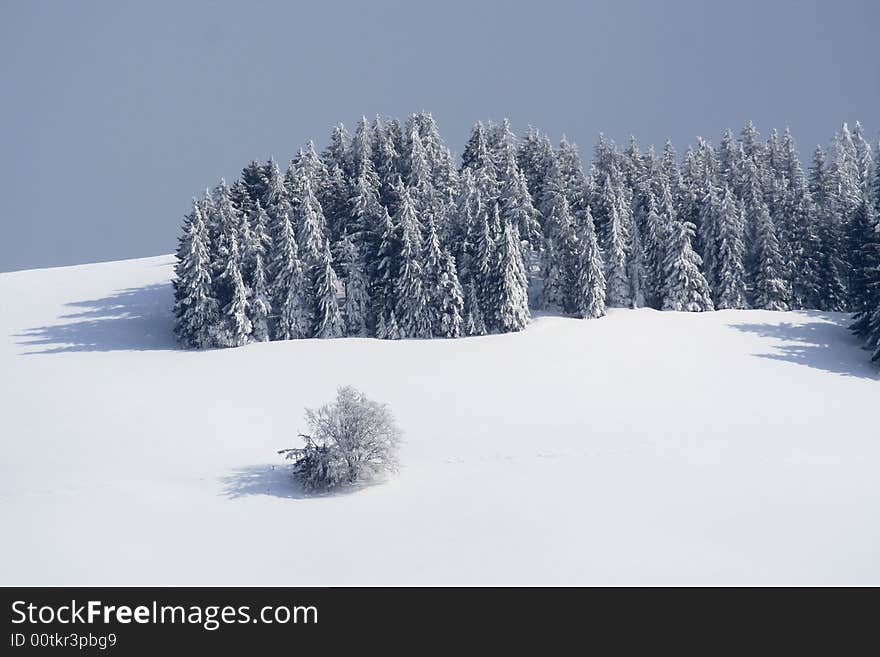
[1,255,878,585]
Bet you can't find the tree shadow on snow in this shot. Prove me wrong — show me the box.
[728,312,879,380]
[220,464,378,500]
[15,283,177,354]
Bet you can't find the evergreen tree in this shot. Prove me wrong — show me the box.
[435,250,465,338]
[173,200,219,348]
[663,218,714,312]
[297,178,326,265]
[268,203,311,341]
[809,145,847,311]
[338,234,370,337]
[472,202,497,323]
[312,240,344,339]
[241,160,269,206]
[572,205,607,319]
[248,252,271,342]
[373,205,399,334]
[517,127,554,206]
[848,196,880,337]
[262,157,287,214]
[393,187,432,338]
[539,160,578,311]
[713,185,749,309]
[322,123,350,177]
[603,187,632,308]
[640,188,668,308]
[217,230,253,348]
[463,280,487,336]
[751,199,790,311]
[493,220,531,332]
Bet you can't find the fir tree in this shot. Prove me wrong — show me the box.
[493,220,531,332]
[218,231,252,348]
[173,200,219,348]
[714,186,748,309]
[603,188,632,308]
[572,205,607,319]
[248,252,271,342]
[751,200,790,311]
[312,240,344,339]
[297,178,326,265]
[268,204,311,341]
[463,280,487,336]
[663,218,714,312]
[393,187,432,338]
[435,250,465,338]
[339,235,371,337]
[809,145,847,311]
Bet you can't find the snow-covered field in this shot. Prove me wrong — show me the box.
[1,255,878,585]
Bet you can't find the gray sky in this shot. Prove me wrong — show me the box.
[1,0,877,272]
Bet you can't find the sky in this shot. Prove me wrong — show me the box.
[1,0,877,272]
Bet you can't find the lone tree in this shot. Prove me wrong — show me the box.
[280,386,402,492]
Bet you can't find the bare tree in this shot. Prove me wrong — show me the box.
[280,386,402,491]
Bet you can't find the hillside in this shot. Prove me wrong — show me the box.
[1,255,878,584]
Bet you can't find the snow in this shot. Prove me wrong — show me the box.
[1,255,878,585]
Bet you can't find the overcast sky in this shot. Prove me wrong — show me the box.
[1,0,877,272]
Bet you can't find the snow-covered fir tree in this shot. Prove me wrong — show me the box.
[268,203,311,341]
[603,182,632,308]
[217,229,253,348]
[809,145,847,311]
[248,252,271,342]
[392,186,432,339]
[492,220,530,332]
[572,205,606,319]
[173,200,219,348]
[311,240,344,339]
[713,185,748,309]
[435,250,464,338]
[663,216,714,312]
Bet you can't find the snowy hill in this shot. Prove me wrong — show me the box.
[1,255,878,585]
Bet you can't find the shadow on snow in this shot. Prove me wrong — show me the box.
[728,311,878,380]
[15,283,177,354]
[220,463,379,500]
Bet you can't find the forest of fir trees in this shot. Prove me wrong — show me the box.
[173,114,880,361]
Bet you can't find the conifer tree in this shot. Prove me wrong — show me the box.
[472,202,497,323]
[373,205,399,334]
[322,123,351,177]
[338,234,370,337]
[517,127,554,205]
[218,230,253,347]
[572,205,607,319]
[493,220,530,332]
[248,252,271,342]
[463,280,487,336]
[297,178,326,266]
[269,202,311,341]
[312,240,344,339]
[848,196,880,337]
[241,160,269,206]
[393,187,432,338]
[173,200,219,348]
[603,189,632,308]
[751,199,790,310]
[640,189,668,308]
[663,218,714,312]
[435,250,465,338]
[809,145,847,311]
[714,185,749,309]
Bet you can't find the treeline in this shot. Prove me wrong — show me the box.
[172,114,880,359]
